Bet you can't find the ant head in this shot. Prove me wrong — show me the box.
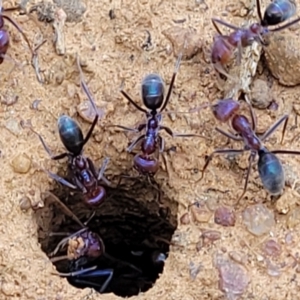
[141,73,165,111]
[84,231,105,258]
[58,115,84,155]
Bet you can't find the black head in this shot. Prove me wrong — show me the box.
[141,74,165,111]
[58,115,84,155]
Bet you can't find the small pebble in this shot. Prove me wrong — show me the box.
[11,153,31,174]
[242,204,275,236]
[190,202,211,223]
[5,119,21,136]
[250,79,272,109]
[228,251,246,265]
[263,239,281,257]
[215,255,249,298]
[202,230,221,246]
[180,212,190,225]
[286,206,300,229]
[214,206,236,226]
[162,26,202,60]
[19,196,32,211]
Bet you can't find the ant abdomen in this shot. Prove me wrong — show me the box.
[263,0,296,26]
[211,36,232,64]
[258,149,285,195]
[133,154,159,175]
[85,186,106,207]
[141,74,165,110]
[58,115,84,155]
[211,98,240,122]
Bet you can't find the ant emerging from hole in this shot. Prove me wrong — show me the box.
[28,56,110,207]
[211,0,300,80]
[47,196,164,294]
[50,226,114,294]
[198,96,300,204]
[112,53,206,180]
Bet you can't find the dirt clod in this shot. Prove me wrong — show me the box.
[250,79,272,109]
[162,27,202,60]
[11,153,31,174]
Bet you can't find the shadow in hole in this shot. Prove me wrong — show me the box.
[36,178,178,297]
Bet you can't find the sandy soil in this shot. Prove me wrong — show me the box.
[1,0,300,299]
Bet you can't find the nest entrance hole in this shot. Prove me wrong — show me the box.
[36,178,178,297]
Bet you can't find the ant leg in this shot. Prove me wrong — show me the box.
[236,40,243,65]
[215,127,243,141]
[76,55,99,146]
[256,0,263,23]
[45,169,78,190]
[270,16,300,32]
[198,148,245,182]
[56,266,97,277]
[213,62,238,82]
[244,94,257,131]
[108,123,146,133]
[235,152,256,205]
[76,55,97,113]
[271,150,300,156]
[160,126,208,139]
[211,19,224,35]
[29,127,68,160]
[97,157,111,185]
[260,114,289,143]
[158,135,165,153]
[160,52,183,112]
[43,192,85,228]
[211,18,241,31]
[72,268,114,293]
[104,253,142,273]
[119,80,148,114]
[127,134,146,152]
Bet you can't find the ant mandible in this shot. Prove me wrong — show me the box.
[211,0,300,80]
[30,56,110,207]
[115,53,206,177]
[198,97,300,204]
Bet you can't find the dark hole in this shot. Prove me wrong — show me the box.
[36,179,178,297]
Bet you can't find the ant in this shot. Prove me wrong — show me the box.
[29,56,110,207]
[114,53,206,178]
[49,203,143,294]
[50,227,114,293]
[198,97,300,204]
[211,0,300,80]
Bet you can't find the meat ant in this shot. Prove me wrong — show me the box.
[49,201,143,294]
[114,53,206,178]
[50,227,114,293]
[211,0,300,80]
[29,57,110,207]
[198,97,300,204]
